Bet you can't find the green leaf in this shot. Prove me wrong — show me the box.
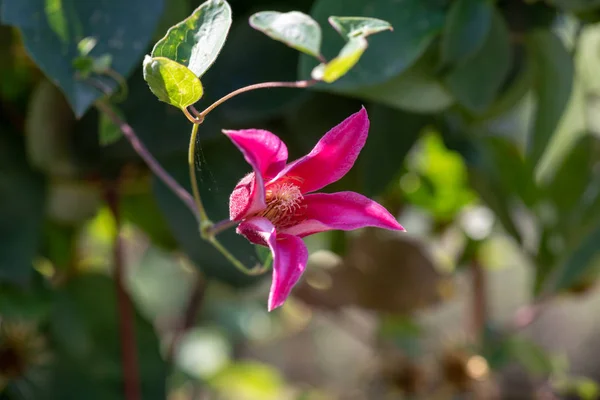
[328,16,392,39]
[151,0,232,78]
[445,11,512,114]
[300,0,446,88]
[143,56,204,110]
[507,337,555,377]
[1,0,163,117]
[0,130,46,285]
[311,37,367,83]
[526,30,574,167]
[441,0,493,66]
[355,62,454,113]
[249,11,322,59]
[404,131,476,220]
[311,16,393,83]
[98,106,124,146]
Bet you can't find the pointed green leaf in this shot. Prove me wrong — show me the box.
[311,37,367,83]
[1,0,163,117]
[300,0,446,88]
[441,0,493,66]
[328,16,392,39]
[249,11,322,59]
[143,56,204,110]
[151,0,232,78]
[527,30,574,167]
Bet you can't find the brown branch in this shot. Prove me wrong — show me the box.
[96,101,199,220]
[106,184,141,400]
[470,259,486,344]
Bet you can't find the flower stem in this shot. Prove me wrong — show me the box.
[194,79,317,119]
[188,123,210,227]
[96,101,199,219]
[208,236,271,276]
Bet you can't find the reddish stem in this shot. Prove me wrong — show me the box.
[106,185,141,400]
[470,259,486,343]
[96,101,199,220]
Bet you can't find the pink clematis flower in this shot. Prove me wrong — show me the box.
[223,107,405,311]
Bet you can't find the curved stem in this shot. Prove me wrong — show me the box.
[96,101,199,219]
[196,79,317,119]
[209,236,271,276]
[188,123,210,225]
[182,107,201,124]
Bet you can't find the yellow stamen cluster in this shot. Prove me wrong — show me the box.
[261,181,304,228]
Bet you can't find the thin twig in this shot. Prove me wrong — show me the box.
[96,101,199,220]
[195,79,317,119]
[106,184,141,400]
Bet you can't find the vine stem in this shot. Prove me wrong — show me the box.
[96,101,199,220]
[188,123,210,225]
[106,185,141,400]
[192,79,317,119]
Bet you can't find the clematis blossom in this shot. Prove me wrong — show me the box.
[223,107,405,311]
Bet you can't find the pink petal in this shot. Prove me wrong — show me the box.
[281,191,405,237]
[238,217,309,312]
[223,129,288,177]
[224,129,287,220]
[272,107,369,193]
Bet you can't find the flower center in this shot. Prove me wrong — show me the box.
[260,180,304,228]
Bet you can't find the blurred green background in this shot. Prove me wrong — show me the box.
[2,0,600,398]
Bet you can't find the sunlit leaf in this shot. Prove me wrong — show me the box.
[311,37,366,83]
[328,16,392,39]
[143,56,204,110]
[151,0,232,78]
[300,0,445,88]
[249,11,322,59]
